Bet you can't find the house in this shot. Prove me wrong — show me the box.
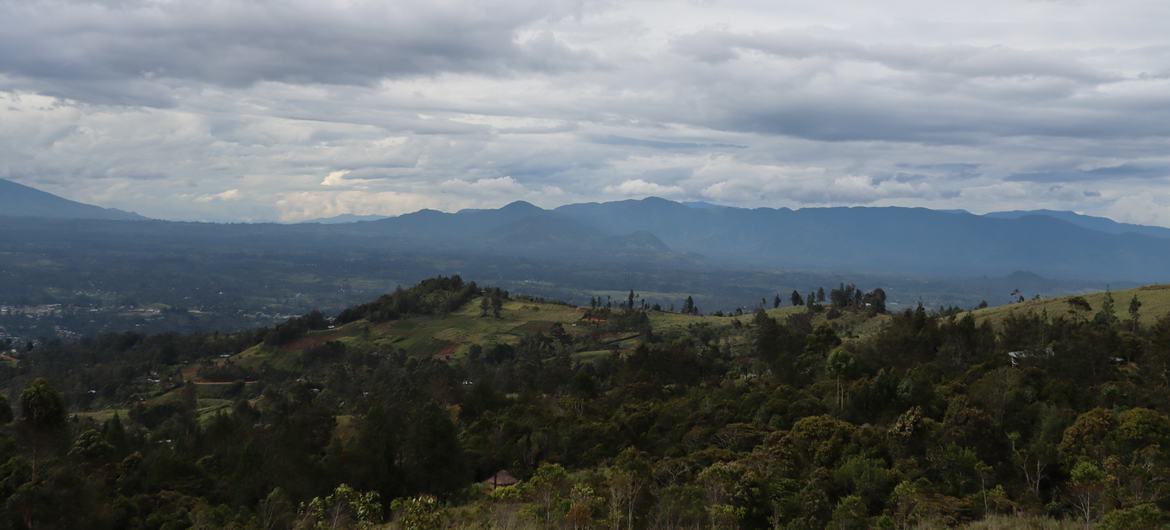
[1007,346,1055,367]
[484,469,519,489]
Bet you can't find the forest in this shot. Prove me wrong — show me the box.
[1,276,1168,529]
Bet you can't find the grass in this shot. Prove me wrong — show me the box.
[73,408,130,423]
[234,297,594,365]
[572,350,615,364]
[945,514,1081,529]
[122,287,1121,422]
[972,284,1170,328]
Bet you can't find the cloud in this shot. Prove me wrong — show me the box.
[3,0,1170,225]
[195,189,243,203]
[0,0,591,98]
[673,29,1115,82]
[1005,163,1170,183]
[321,170,351,187]
[603,179,686,197]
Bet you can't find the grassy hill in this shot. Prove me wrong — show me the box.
[972,283,1170,327]
[227,296,895,372]
[230,297,760,372]
[75,282,1170,423]
[19,276,1170,529]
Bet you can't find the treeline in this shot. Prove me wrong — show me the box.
[335,275,480,324]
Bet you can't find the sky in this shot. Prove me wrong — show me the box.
[2,0,1170,224]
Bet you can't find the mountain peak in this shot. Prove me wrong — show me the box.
[0,178,146,221]
[500,200,543,212]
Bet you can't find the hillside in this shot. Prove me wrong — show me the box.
[972,283,1170,327]
[5,277,1170,528]
[0,177,145,220]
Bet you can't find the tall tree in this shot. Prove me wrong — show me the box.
[18,378,67,481]
[1129,294,1142,332]
[0,395,12,425]
[790,290,803,307]
[1095,288,1117,325]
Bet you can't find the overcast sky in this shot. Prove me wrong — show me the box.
[3,0,1170,223]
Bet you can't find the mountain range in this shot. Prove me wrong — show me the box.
[4,176,1170,282]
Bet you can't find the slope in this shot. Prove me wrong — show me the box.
[0,177,145,220]
[972,283,1170,327]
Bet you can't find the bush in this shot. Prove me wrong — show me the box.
[1098,504,1161,530]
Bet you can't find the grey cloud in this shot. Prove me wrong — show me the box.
[589,134,746,150]
[1006,164,1170,183]
[3,0,1170,226]
[673,29,1115,82]
[0,0,592,98]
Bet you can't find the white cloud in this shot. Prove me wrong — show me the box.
[195,189,243,203]
[321,170,351,187]
[603,179,686,197]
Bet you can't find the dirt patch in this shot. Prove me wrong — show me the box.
[435,342,459,361]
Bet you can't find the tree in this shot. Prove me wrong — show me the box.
[527,463,568,527]
[259,487,295,530]
[1095,288,1117,325]
[389,495,441,530]
[825,349,856,410]
[1067,296,1092,315]
[1068,461,1106,526]
[697,462,746,530]
[567,483,600,530]
[826,495,868,530]
[774,294,782,309]
[0,395,12,425]
[863,288,887,314]
[628,290,635,311]
[298,483,383,530]
[1128,294,1142,332]
[480,296,490,318]
[606,448,649,530]
[18,378,67,481]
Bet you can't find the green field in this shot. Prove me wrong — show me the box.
[972,284,1170,327]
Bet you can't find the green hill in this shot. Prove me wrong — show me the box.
[972,283,1170,327]
[9,276,1170,529]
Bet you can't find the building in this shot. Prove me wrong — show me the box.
[483,469,519,489]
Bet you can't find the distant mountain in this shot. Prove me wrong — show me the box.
[984,209,1170,239]
[5,188,1170,283]
[318,196,1170,282]
[0,178,145,221]
[345,200,681,264]
[682,201,726,209]
[299,213,388,224]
